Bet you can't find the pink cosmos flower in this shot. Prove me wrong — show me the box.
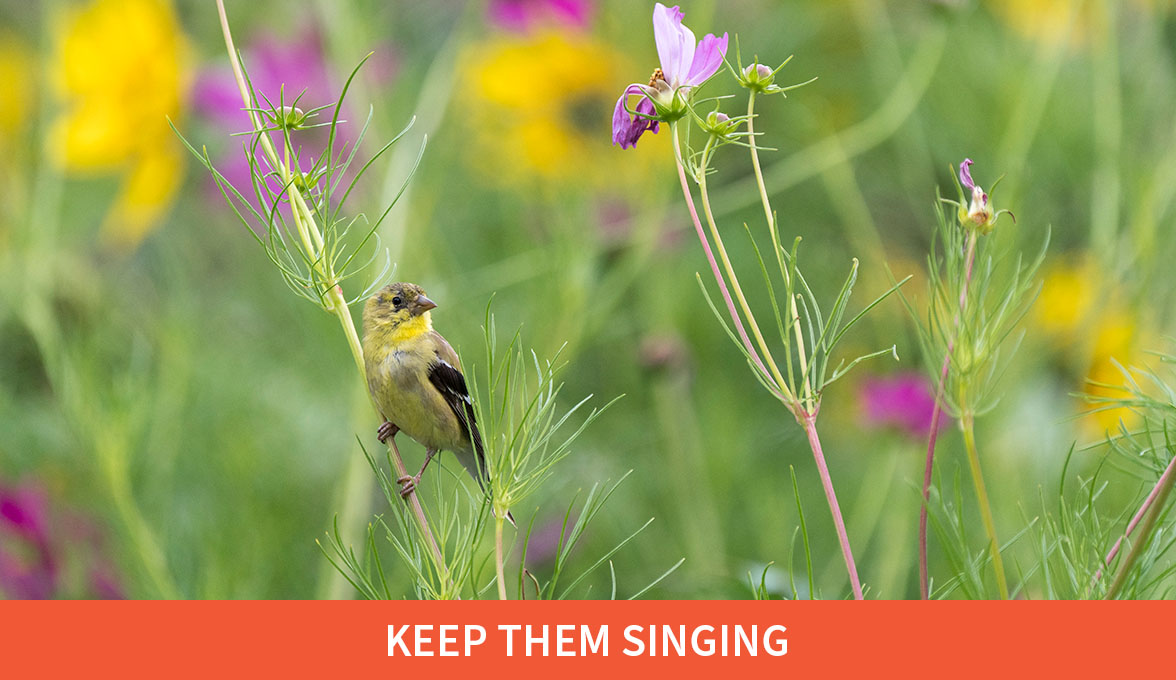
[612,3,728,149]
[858,372,944,440]
[488,0,593,32]
[0,483,56,599]
[193,26,397,222]
[193,28,338,215]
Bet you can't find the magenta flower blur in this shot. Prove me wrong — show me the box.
[0,483,56,599]
[858,372,944,440]
[612,3,729,149]
[0,481,125,599]
[193,26,396,217]
[194,28,337,208]
[488,0,593,32]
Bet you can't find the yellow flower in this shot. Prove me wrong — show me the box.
[988,0,1096,49]
[461,31,667,190]
[0,34,34,148]
[990,0,1172,50]
[1035,257,1096,343]
[1035,256,1148,434]
[50,0,192,250]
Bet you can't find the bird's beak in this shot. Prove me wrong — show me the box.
[413,295,438,314]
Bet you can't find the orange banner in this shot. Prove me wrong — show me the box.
[0,601,1160,677]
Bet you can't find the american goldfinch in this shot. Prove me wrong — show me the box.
[361,282,487,498]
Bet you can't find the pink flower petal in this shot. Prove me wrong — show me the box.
[959,158,975,190]
[653,3,694,85]
[612,84,658,149]
[684,32,728,85]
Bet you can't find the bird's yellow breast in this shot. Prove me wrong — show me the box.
[387,312,432,344]
[362,311,468,453]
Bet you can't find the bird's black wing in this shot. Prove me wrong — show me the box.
[427,357,488,487]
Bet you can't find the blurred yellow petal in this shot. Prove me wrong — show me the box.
[1092,311,1135,361]
[101,147,184,250]
[1035,257,1095,339]
[0,35,34,145]
[989,0,1095,49]
[462,31,668,190]
[50,0,191,249]
[51,0,191,166]
[49,100,136,171]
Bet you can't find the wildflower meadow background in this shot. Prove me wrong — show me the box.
[4,0,1176,600]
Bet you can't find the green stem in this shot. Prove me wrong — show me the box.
[494,516,508,600]
[670,124,788,403]
[746,91,813,411]
[711,26,947,217]
[919,229,978,599]
[961,412,1009,600]
[695,137,792,403]
[1105,452,1176,599]
[216,0,451,596]
[105,452,182,599]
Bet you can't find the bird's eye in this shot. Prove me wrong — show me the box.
[391,296,403,307]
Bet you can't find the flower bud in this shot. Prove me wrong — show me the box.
[704,111,738,137]
[738,62,776,92]
[955,158,1010,234]
[964,185,993,232]
[271,105,309,131]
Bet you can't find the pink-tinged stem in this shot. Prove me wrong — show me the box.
[673,135,783,400]
[918,229,978,600]
[802,412,864,599]
[1105,451,1176,598]
[1094,452,1176,585]
[918,354,951,599]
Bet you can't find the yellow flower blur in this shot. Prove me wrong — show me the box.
[50,0,192,249]
[0,34,33,148]
[462,31,666,190]
[1035,256,1145,434]
[990,0,1173,50]
[988,0,1096,49]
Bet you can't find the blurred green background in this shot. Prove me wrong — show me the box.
[3,0,1176,599]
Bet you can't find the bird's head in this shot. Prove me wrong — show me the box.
[362,282,438,336]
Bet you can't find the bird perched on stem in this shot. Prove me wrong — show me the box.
[361,282,491,501]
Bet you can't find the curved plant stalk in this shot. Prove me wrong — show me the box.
[671,125,787,403]
[919,229,977,599]
[747,90,814,411]
[801,413,863,598]
[961,412,1009,599]
[214,0,451,591]
[671,116,865,599]
[743,96,863,599]
[1098,449,1176,591]
[1105,451,1176,599]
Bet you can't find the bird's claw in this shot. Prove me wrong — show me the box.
[397,474,419,498]
[377,421,400,444]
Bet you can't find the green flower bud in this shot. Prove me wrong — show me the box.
[270,105,309,131]
[703,110,738,137]
[738,62,776,92]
